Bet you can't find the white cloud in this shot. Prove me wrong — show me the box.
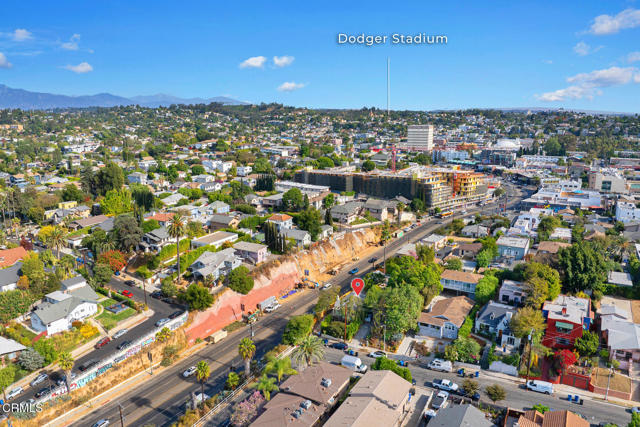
[63,62,93,73]
[61,34,81,51]
[239,56,267,69]
[277,81,305,92]
[0,53,12,69]
[536,66,640,101]
[273,55,294,67]
[628,52,640,63]
[589,8,640,35]
[573,41,602,56]
[542,59,553,65]
[12,29,32,41]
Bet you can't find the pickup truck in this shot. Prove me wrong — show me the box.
[431,391,449,410]
[431,378,459,393]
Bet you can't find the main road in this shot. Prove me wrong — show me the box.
[75,184,526,427]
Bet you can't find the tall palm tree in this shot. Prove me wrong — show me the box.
[238,337,256,377]
[196,360,210,399]
[255,374,278,401]
[58,351,75,393]
[264,356,297,384]
[292,335,325,368]
[47,226,66,259]
[167,213,186,282]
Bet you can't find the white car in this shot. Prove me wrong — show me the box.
[6,386,23,400]
[183,366,197,378]
[264,303,281,313]
[112,329,128,339]
[368,351,387,359]
[323,283,333,289]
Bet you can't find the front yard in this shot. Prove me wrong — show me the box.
[95,298,136,331]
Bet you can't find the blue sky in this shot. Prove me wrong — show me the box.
[1,1,640,112]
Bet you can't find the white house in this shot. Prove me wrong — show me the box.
[188,248,241,281]
[31,277,99,335]
[417,296,474,340]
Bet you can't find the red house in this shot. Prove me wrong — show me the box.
[542,295,593,349]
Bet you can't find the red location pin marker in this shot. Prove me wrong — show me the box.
[351,278,365,297]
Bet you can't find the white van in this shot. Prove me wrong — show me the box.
[428,358,453,373]
[526,379,554,395]
[341,355,367,373]
[6,386,23,400]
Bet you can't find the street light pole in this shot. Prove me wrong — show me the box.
[118,403,125,427]
[525,329,534,389]
[604,364,613,401]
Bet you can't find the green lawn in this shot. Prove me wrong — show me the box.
[96,299,136,331]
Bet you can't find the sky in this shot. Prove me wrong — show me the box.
[1,1,640,112]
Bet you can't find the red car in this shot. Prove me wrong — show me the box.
[95,337,111,349]
[121,290,133,298]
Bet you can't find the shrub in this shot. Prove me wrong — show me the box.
[486,384,506,402]
[371,357,412,382]
[282,314,314,345]
[227,266,254,295]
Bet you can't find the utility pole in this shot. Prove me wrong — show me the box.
[386,57,390,117]
[525,329,534,388]
[118,403,125,427]
[383,324,386,352]
[604,364,613,401]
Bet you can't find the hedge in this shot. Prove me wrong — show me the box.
[96,287,136,309]
[371,357,412,382]
[154,238,192,263]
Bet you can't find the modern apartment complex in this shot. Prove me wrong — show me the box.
[399,124,434,151]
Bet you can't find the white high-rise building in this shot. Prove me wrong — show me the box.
[402,124,434,151]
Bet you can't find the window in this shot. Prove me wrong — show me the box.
[556,337,570,346]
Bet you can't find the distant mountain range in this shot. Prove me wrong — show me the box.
[0,84,249,110]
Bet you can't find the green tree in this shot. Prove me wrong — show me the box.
[113,214,143,252]
[462,379,479,395]
[521,262,561,306]
[255,374,278,400]
[227,266,255,294]
[62,183,85,203]
[183,283,214,311]
[97,162,124,195]
[226,371,240,390]
[371,356,412,382]
[196,360,211,398]
[532,403,550,414]
[58,351,74,393]
[0,365,16,401]
[416,244,435,264]
[558,242,608,293]
[100,188,134,215]
[537,215,561,241]
[282,188,304,211]
[629,412,640,427]
[476,249,492,268]
[238,338,256,376]
[322,193,335,209]
[92,263,113,287]
[362,160,376,172]
[297,208,323,241]
[168,213,186,281]
[486,384,506,402]
[18,347,45,370]
[33,338,58,365]
[382,285,424,337]
[445,258,462,271]
[264,355,297,384]
[510,306,546,339]
[452,336,482,362]
[475,274,499,305]
[292,335,325,368]
[575,330,600,357]
[282,314,314,345]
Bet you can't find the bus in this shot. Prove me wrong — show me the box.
[437,211,454,219]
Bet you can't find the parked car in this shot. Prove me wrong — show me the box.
[525,380,553,395]
[35,387,53,398]
[322,282,333,289]
[368,257,378,263]
[368,351,386,358]
[121,290,133,298]
[183,366,197,378]
[432,391,449,410]
[92,420,110,427]
[112,328,128,339]
[155,318,170,327]
[30,373,48,387]
[151,291,162,299]
[124,280,135,286]
[56,373,76,386]
[459,389,480,401]
[169,310,184,320]
[341,355,367,373]
[79,359,99,372]
[6,386,23,400]
[329,342,348,350]
[432,379,459,393]
[349,267,359,274]
[95,337,111,349]
[264,303,281,313]
[428,358,453,373]
[117,340,132,351]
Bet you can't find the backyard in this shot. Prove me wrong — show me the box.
[95,298,136,331]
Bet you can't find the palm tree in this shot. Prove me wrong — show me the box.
[196,360,210,398]
[167,213,186,282]
[238,338,256,377]
[255,374,278,401]
[47,226,66,259]
[58,351,75,393]
[292,335,325,368]
[264,355,297,384]
[155,326,172,343]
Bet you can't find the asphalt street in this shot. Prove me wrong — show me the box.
[321,347,631,426]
